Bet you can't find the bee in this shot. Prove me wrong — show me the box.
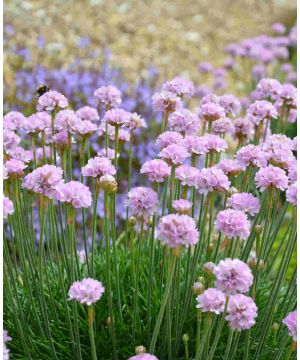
[36,85,50,97]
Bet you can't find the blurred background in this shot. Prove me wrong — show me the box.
[4,0,296,115]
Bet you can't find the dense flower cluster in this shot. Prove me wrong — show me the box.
[68,278,105,305]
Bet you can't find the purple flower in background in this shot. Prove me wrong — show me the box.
[227,193,260,216]
[162,76,195,97]
[168,109,200,134]
[272,23,286,34]
[234,117,255,141]
[198,61,214,73]
[3,196,14,219]
[94,85,122,109]
[286,183,297,206]
[219,94,241,116]
[215,209,251,240]
[37,90,68,111]
[140,159,171,183]
[226,294,257,331]
[196,288,226,314]
[255,165,289,191]
[55,181,92,208]
[68,278,105,305]
[127,187,158,219]
[283,310,297,341]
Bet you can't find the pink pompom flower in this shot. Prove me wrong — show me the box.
[37,90,68,112]
[283,310,297,341]
[255,78,282,100]
[3,329,12,360]
[73,120,97,137]
[140,159,171,183]
[183,135,207,156]
[3,129,21,152]
[212,117,234,135]
[103,108,131,127]
[201,134,228,153]
[94,85,122,109]
[213,258,253,295]
[227,193,260,216]
[4,111,26,130]
[175,165,199,187]
[158,214,199,248]
[162,76,195,97]
[286,183,297,206]
[68,278,105,306]
[198,102,225,122]
[236,145,268,169]
[55,181,92,208]
[25,112,51,133]
[124,112,147,130]
[172,199,193,215]
[255,165,289,192]
[156,131,183,149]
[152,91,182,112]
[234,117,255,142]
[76,106,100,122]
[128,354,158,360]
[5,159,27,178]
[168,109,200,134]
[82,156,116,178]
[247,100,278,125]
[127,187,158,219]
[216,159,243,177]
[196,288,226,314]
[219,94,241,116]
[226,294,258,331]
[55,110,81,133]
[196,167,230,195]
[3,196,14,219]
[158,144,189,166]
[215,209,251,240]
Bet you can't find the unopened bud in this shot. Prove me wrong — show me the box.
[203,262,215,275]
[255,225,263,235]
[228,186,238,195]
[272,323,279,332]
[98,175,117,194]
[129,216,137,226]
[208,243,214,252]
[248,257,264,270]
[105,317,111,326]
[135,345,146,355]
[182,333,189,344]
[193,281,205,295]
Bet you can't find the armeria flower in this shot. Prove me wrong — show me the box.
[278,84,297,108]
[94,85,122,109]
[7,146,33,163]
[173,199,193,215]
[53,131,69,151]
[4,111,26,130]
[263,143,294,169]
[97,148,117,161]
[37,90,68,111]
[236,145,268,169]
[152,91,182,112]
[196,288,226,314]
[5,159,27,177]
[212,117,234,135]
[3,330,11,360]
[103,108,131,127]
[162,76,195,97]
[247,100,278,125]
[198,61,213,73]
[286,183,297,206]
[68,278,105,306]
[200,93,220,105]
[227,193,260,216]
[81,156,116,178]
[140,159,171,183]
[127,187,158,219]
[226,294,258,331]
[55,181,92,208]
[168,109,200,134]
[255,78,282,100]
[215,209,251,240]
[73,120,97,137]
[175,165,199,187]
[195,85,212,98]
[234,117,255,141]
[283,310,297,341]
[128,354,158,360]
[24,112,51,133]
[272,22,286,34]
[287,159,297,182]
[201,134,228,153]
[252,64,266,80]
[182,135,207,155]
[22,165,64,198]
[158,144,189,166]
[3,129,21,152]
[158,214,199,248]
[55,110,81,133]
[124,112,147,130]
[198,102,225,122]
[213,258,253,295]
[3,196,14,219]
[116,129,130,142]
[196,167,230,194]
[216,159,243,177]
[255,165,289,192]
[219,94,241,116]
[76,106,100,122]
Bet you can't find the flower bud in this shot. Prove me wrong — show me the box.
[129,216,137,226]
[193,281,205,295]
[182,334,189,344]
[98,175,117,194]
[105,317,111,326]
[135,346,146,355]
[272,323,279,332]
[228,186,239,195]
[203,262,215,275]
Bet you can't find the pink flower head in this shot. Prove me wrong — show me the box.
[152,91,182,112]
[158,214,199,248]
[236,145,267,169]
[25,112,51,133]
[198,61,213,73]
[272,22,286,34]
[128,354,158,360]
[162,76,195,97]
[234,117,255,141]
[255,78,282,100]
[216,159,243,177]
[288,109,297,124]
[103,108,131,127]
[196,167,230,194]
[255,165,289,192]
[5,159,27,177]
[201,134,228,153]
[36,147,51,162]
[283,310,297,341]
[7,146,33,163]
[226,294,258,331]
[196,288,226,314]
[227,193,260,216]
[68,278,105,305]
[287,158,297,182]
[124,112,147,130]
[3,329,11,360]
[76,106,100,122]
[286,183,297,206]
[37,90,68,111]
[158,144,189,166]
[53,131,69,150]
[117,129,130,142]
[183,135,207,155]
[127,187,158,219]
[74,120,97,137]
[175,165,199,187]
[215,209,251,240]
[200,94,219,105]
[140,159,171,183]
[55,181,92,208]
[3,129,21,152]
[173,199,193,214]
[213,258,253,294]
[212,117,234,135]
[262,134,294,168]
[4,111,26,130]
[219,94,241,116]
[168,109,200,134]
[94,85,122,108]
[22,165,64,198]
[55,110,81,133]
[198,102,225,122]
[278,83,297,108]
[97,148,117,161]
[247,100,278,125]
[81,156,116,178]
[3,196,14,219]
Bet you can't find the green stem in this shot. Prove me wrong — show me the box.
[88,306,98,360]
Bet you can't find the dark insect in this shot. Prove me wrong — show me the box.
[36,85,50,97]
